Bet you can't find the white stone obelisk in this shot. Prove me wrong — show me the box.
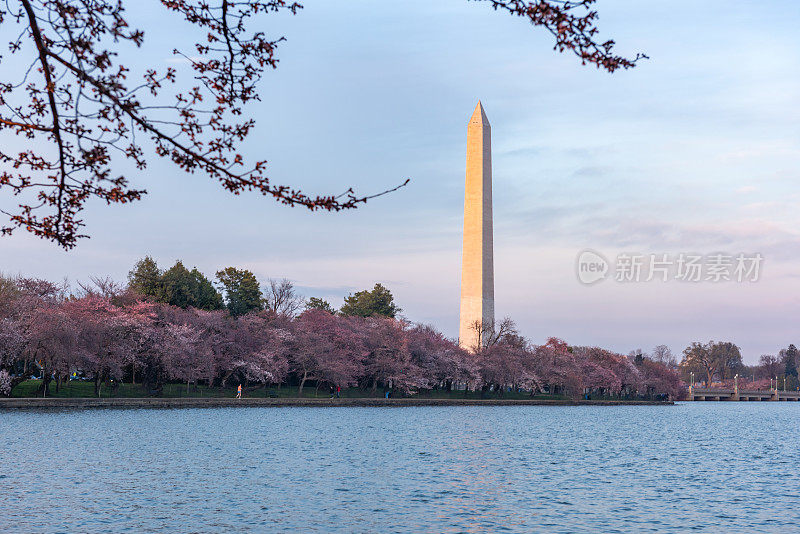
[458,102,494,351]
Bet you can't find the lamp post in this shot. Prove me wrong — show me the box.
[734,373,739,396]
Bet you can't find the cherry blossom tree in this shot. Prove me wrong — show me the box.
[0,277,27,391]
[406,324,477,391]
[479,336,542,395]
[65,294,154,396]
[1,276,68,395]
[1,270,684,399]
[604,350,642,396]
[637,358,685,400]
[290,310,365,395]
[161,323,212,394]
[533,337,584,397]
[24,304,76,396]
[183,307,236,386]
[0,369,11,396]
[0,317,25,380]
[226,311,290,390]
[358,317,422,394]
[573,347,622,396]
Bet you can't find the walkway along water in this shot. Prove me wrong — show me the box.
[0,397,672,409]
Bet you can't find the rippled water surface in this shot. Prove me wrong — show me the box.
[2,403,800,533]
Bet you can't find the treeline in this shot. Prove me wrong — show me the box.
[677,341,799,390]
[0,259,683,399]
[126,256,400,318]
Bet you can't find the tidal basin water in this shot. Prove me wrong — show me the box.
[2,403,800,533]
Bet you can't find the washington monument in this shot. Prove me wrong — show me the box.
[458,102,494,351]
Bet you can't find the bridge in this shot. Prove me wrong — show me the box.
[688,387,800,401]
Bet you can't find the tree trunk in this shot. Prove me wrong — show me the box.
[220,369,234,388]
[40,368,51,397]
[298,370,308,396]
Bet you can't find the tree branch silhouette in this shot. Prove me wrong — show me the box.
[0,0,641,248]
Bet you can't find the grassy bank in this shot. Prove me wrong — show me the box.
[12,379,576,401]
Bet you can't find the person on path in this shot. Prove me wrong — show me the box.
[336,386,341,399]
[236,384,242,399]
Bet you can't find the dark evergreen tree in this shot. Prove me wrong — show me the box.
[305,297,336,314]
[159,261,223,310]
[340,283,401,318]
[127,256,163,299]
[216,267,263,317]
[161,261,197,309]
[191,268,224,311]
[784,344,798,378]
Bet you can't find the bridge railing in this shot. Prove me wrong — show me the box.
[688,387,800,401]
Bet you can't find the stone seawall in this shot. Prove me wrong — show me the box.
[0,397,672,409]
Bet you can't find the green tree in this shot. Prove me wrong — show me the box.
[681,340,743,385]
[127,256,162,299]
[305,297,335,314]
[160,261,195,308]
[159,261,223,310]
[681,341,716,386]
[216,267,262,317]
[783,344,798,378]
[712,342,743,380]
[191,268,224,310]
[340,283,400,318]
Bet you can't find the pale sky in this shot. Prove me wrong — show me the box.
[2,0,799,363]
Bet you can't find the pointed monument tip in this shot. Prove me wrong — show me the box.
[470,101,490,126]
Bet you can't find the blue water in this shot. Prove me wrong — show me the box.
[1,403,799,533]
